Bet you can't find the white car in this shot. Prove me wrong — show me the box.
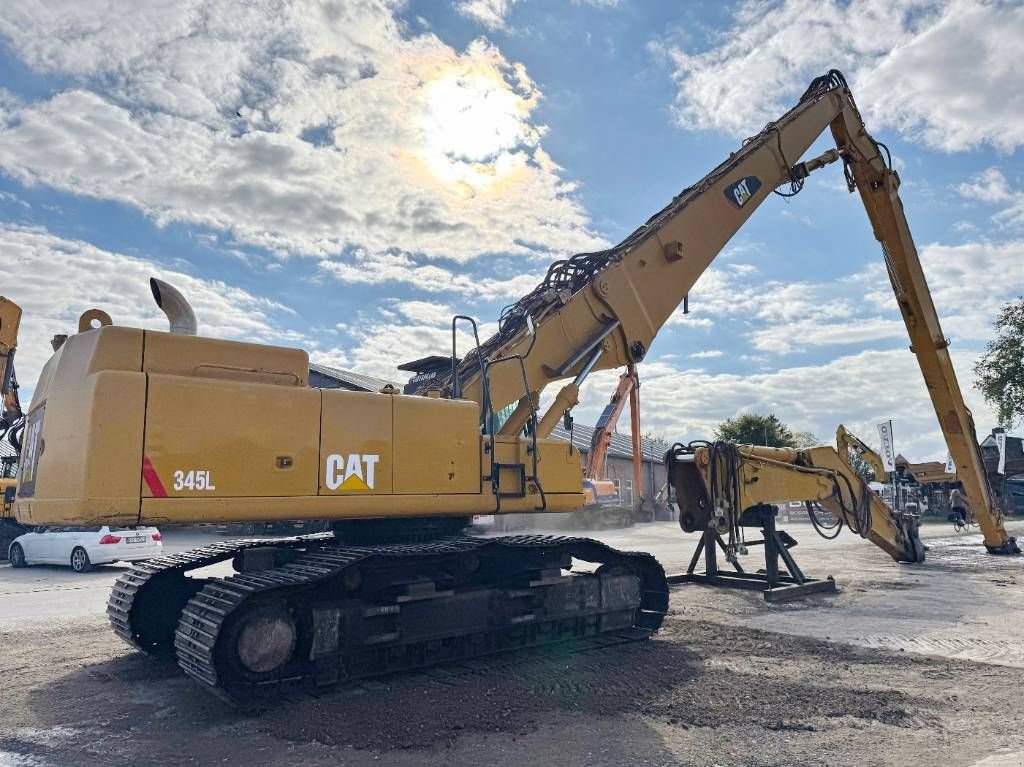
[8,525,163,573]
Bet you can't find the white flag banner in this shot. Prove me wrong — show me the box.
[996,432,1007,475]
[877,421,897,473]
[945,453,956,474]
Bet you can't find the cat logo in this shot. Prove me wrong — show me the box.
[325,453,380,491]
[723,175,762,209]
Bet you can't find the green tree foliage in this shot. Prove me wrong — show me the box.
[974,298,1024,428]
[714,413,797,448]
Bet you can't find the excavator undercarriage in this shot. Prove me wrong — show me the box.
[109,533,667,707]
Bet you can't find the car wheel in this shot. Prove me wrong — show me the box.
[70,546,92,573]
[9,543,27,568]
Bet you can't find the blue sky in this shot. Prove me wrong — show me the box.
[2,0,1023,460]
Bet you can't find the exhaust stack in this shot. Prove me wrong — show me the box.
[150,278,197,336]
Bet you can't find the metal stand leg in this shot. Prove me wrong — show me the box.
[667,505,837,602]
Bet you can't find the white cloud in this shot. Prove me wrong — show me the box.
[668,236,1024,355]
[749,316,907,354]
[456,0,521,29]
[654,0,1024,152]
[689,349,724,359]
[625,347,996,462]
[317,250,543,300]
[0,1,603,271]
[2,223,307,395]
[393,300,457,327]
[919,239,1024,340]
[958,167,1013,203]
[957,167,1024,229]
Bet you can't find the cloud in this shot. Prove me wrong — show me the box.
[2,222,516,399]
[957,167,1024,229]
[654,0,1024,152]
[749,316,908,354]
[456,0,521,29]
[689,350,724,359]
[0,1,603,268]
[339,305,499,381]
[957,167,1013,203]
[317,249,544,301]
[667,236,1024,355]
[918,239,1024,339]
[1,223,307,395]
[618,347,996,462]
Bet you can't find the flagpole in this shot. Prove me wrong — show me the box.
[889,419,897,511]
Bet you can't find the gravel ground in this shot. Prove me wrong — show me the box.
[2,522,1024,766]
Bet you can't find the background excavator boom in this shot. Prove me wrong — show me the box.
[0,296,21,426]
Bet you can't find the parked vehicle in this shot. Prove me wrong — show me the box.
[8,525,162,572]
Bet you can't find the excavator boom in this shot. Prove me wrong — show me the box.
[668,427,925,565]
[0,297,24,548]
[423,70,1016,554]
[585,366,638,479]
[0,296,21,424]
[831,111,1017,553]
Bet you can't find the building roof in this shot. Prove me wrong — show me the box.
[892,432,1024,483]
[309,363,397,393]
[549,422,670,464]
[981,432,1024,476]
[898,459,955,484]
[397,355,457,373]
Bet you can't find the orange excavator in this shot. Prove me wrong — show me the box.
[582,365,643,515]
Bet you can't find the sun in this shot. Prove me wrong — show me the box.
[420,71,533,190]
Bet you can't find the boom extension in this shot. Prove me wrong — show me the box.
[667,428,925,565]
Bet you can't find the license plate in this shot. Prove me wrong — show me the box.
[126,536,146,544]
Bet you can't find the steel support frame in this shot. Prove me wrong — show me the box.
[667,504,836,603]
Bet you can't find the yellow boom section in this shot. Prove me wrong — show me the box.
[668,428,925,564]
[434,70,1014,554]
[0,296,21,421]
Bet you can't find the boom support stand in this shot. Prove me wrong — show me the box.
[667,504,836,603]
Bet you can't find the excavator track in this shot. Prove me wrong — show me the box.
[107,534,668,707]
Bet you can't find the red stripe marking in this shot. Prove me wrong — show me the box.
[142,455,168,498]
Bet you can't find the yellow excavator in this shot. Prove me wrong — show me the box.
[0,297,26,558]
[5,70,1017,704]
[665,425,926,600]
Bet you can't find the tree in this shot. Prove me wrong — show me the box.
[974,298,1024,428]
[714,413,797,448]
[792,431,820,448]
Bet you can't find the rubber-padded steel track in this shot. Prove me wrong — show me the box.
[108,534,667,706]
